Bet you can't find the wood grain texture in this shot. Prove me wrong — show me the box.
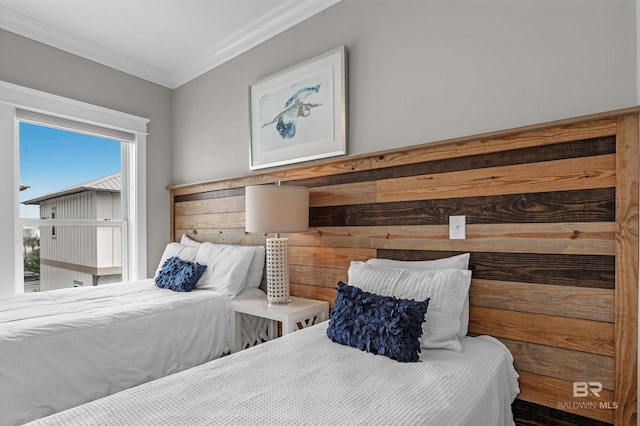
[295,136,616,189]
[174,187,244,203]
[517,371,615,424]
[290,222,614,255]
[174,228,266,245]
[167,109,639,424]
[174,212,245,230]
[468,306,614,356]
[499,337,615,389]
[380,250,614,289]
[289,283,337,304]
[289,246,374,269]
[310,182,377,207]
[614,114,639,426]
[171,136,616,206]
[512,399,612,426]
[289,265,347,289]
[310,188,615,227]
[377,154,615,203]
[169,113,626,197]
[174,196,245,216]
[470,280,614,322]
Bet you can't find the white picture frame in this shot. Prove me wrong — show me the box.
[249,46,347,170]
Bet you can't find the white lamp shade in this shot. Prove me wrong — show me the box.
[245,185,309,234]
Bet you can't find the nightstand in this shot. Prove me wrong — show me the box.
[230,294,329,353]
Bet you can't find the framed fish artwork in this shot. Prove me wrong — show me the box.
[249,46,347,170]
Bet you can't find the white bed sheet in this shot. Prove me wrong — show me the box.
[0,279,263,426]
[28,321,520,426]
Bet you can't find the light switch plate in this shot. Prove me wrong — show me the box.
[449,215,466,239]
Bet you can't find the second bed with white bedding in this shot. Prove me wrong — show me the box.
[0,279,263,426]
[27,321,520,426]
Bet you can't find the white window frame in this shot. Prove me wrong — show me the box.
[0,81,148,296]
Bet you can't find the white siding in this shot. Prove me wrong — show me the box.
[97,192,122,268]
[41,192,98,268]
[40,264,121,291]
[39,190,122,290]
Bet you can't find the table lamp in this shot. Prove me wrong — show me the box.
[245,184,309,303]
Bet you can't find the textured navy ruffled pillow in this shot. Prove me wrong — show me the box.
[155,256,207,292]
[326,281,430,362]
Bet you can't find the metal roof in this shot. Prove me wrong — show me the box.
[22,173,121,205]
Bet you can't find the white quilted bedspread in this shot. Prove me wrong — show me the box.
[1,280,262,426]
[28,321,520,426]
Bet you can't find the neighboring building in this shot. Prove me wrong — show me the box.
[22,173,122,291]
[21,185,40,292]
[22,226,40,292]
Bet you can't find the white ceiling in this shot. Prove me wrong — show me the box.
[0,0,341,88]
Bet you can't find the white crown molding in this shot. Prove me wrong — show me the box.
[0,1,342,89]
[169,0,343,88]
[0,6,173,88]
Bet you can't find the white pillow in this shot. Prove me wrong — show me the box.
[348,261,471,352]
[366,253,469,270]
[180,234,202,248]
[366,253,470,339]
[155,243,199,277]
[244,246,266,289]
[194,242,256,296]
[179,236,265,292]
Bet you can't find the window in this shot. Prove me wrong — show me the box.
[19,121,124,292]
[50,208,56,239]
[0,81,149,296]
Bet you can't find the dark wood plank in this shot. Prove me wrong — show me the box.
[290,136,616,188]
[310,188,615,227]
[377,250,614,289]
[513,399,612,426]
[174,187,244,203]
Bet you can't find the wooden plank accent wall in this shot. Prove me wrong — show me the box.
[169,107,639,425]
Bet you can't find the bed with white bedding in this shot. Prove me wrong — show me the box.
[26,321,520,426]
[0,279,263,426]
[25,254,520,426]
[0,239,266,426]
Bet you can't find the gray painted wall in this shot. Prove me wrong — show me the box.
[1,0,637,276]
[0,29,172,277]
[172,0,637,185]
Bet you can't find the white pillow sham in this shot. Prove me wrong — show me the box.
[366,253,470,339]
[194,242,256,296]
[155,242,199,277]
[366,253,469,270]
[180,233,201,248]
[348,261,471,352]
[244,246,266,289]
[179,235,265,291]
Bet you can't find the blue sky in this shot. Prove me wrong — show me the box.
[19,122,121,218]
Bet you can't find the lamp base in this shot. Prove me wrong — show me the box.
[265,237,291,304]
[268,299,292,305]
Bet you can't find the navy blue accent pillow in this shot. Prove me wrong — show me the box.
[155,256,207,292]
[326,281,430,362]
